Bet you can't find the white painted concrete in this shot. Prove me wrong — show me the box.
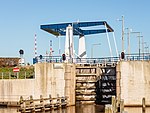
[118,61,150,106]
[0,63,75,106]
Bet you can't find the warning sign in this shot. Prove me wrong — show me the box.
[13,67,20,72]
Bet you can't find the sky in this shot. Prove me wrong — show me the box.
[0,0,150,64]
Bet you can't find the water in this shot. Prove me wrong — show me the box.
[0,105,150,113]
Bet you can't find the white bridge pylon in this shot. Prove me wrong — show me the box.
[65,25,74,61]
[78,35,86,58]
[65,25,87,62]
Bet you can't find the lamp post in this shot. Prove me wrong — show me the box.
[125,28,132,54]
[145,46,149,53]
[137,35,143,58]
[141,37,146,57]
[130,32,141,57]
[144,42,149,53]
[118,16,125,52]
[91,43,101,58]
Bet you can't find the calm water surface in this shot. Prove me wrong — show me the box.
[0,105,150,113]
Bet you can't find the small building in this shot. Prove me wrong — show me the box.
[0,57,20,67]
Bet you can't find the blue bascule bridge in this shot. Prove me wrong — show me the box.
[34,21,118,64]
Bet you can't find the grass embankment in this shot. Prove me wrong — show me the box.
[0,66,35,79]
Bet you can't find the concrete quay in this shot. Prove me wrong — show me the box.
[0,63,76,107]
[0,61,150,107]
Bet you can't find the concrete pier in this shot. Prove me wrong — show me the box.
[0,63,76,106]
[64,63,76,106]
[117,61,150,106]
[0,61,150,107]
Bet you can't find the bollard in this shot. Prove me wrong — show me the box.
[111,96,116,112]
[49,94,53,108]
[142,97,146,113]
[30,95,35,112]
[105,105,113,113]
[105,105,109,113]
[19,96,26,112]
[56,94,61,108]
[108,105,113,113]
[120,99,124,113]
[19,96,24,105]
[40,95,45,111]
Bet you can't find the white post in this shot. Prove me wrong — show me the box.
[122,16,125,53]
[118,16,125,53]
[127,28,131,55]
[58,36,61,56]
[78,35,87,58]
[2,72,3,79]
[104,23,113,58]
[142,36,144,58]
[65,25,74,62]
[112,32,119,57]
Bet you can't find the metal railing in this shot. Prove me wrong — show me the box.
[73,57,119,64]
[125,53,150,61]
[33,56,62,63]
[34,53,150,64]
[0,72,35,79]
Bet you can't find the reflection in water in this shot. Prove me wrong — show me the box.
[0,107,17,113]
[0,105,150,113]
[0,105,103,113]
[76,104,103,113]
[125,107,150,113]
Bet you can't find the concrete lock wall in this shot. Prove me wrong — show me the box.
[117,61,150,106]
[0,63,76,106]
[0,79,35,102]
[64,64,76,106]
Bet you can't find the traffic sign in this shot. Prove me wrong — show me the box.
[13,67,20,72]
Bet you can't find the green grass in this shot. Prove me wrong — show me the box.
[0,66,35,79]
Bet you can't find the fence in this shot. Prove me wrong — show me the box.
[18,95,68,113]
[34,53,150,64]
[0,72,35,79]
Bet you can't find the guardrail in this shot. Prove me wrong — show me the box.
[18,95,68,113]
[33,53,150,64]
[0,72,35,79]
[125,53,150,61]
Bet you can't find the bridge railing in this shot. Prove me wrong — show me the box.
[33,53,150,64]
[33,56,62,64]
[73,57,119,64]
[125,53,150,61]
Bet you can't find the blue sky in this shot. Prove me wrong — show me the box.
[0,0,150,63]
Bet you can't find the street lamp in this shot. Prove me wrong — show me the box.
[91,43,101,58]
[145,46,149,53]
[125,28,132,54]
[141,37,146,57]
[130,32,141,57]
[117,15,125,52]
